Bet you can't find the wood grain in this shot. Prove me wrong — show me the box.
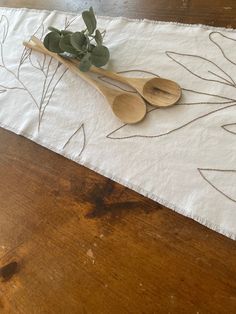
[2,0,236,26]
[0,1,236,313]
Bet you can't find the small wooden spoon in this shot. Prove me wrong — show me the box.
[23,38,146,124]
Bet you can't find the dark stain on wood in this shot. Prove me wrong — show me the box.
[0,298,4,308]
[0,261,18,281]
[85,179,158,220]
[86,200,142,219]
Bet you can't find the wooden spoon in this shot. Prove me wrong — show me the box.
[23,38,146,124]
[30,36,181,107]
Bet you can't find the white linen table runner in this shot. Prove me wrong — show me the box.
[0,7,236,239]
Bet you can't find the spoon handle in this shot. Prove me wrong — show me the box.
[89,65,130,85]
[31,36,130,85]
[69,59,130,85]
[23,37,114,100]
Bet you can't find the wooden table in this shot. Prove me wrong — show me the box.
[0,1,236,313]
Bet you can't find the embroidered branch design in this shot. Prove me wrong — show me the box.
[0,14,86,156]
[0,16,39,109]
[64,16,78,30]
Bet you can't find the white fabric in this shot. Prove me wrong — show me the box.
[0,7,235,239]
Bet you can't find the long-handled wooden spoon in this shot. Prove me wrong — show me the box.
[23,38,146,124]
[30,36,181,108]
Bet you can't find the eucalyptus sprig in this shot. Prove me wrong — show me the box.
[43,7,110,72]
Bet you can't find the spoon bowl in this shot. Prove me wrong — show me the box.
[112,93,146,124]
[142,77,182,107]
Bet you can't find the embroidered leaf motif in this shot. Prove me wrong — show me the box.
[19,48,31,65]
[64,16,78,30]
[18,24,45,76]
[198,168,236,203]
[107,102,235,140]
[62,124,86,157]
[33,23,45,40]
[166,51,235,86]
[0,15,9,44]
[221,123,236,135]
[180,88,236,105]
[209,31,236,65]
[29,49,46,73]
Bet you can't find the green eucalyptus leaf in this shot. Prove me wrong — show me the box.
[85,34,91,44]
[91,45,110,67]
[48,26,61,34]
[44,32,63,53]
[59,34,78,54]
[88,44,95,52]
[76,52,86,59]
[89,7,95,16]
[85,34,91,50]
[43,7,110,67]
[79,53,92,72]
[71,32,86,50]
[82,7,97,34]
[61,30,73,35]
[95,29,103,45]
